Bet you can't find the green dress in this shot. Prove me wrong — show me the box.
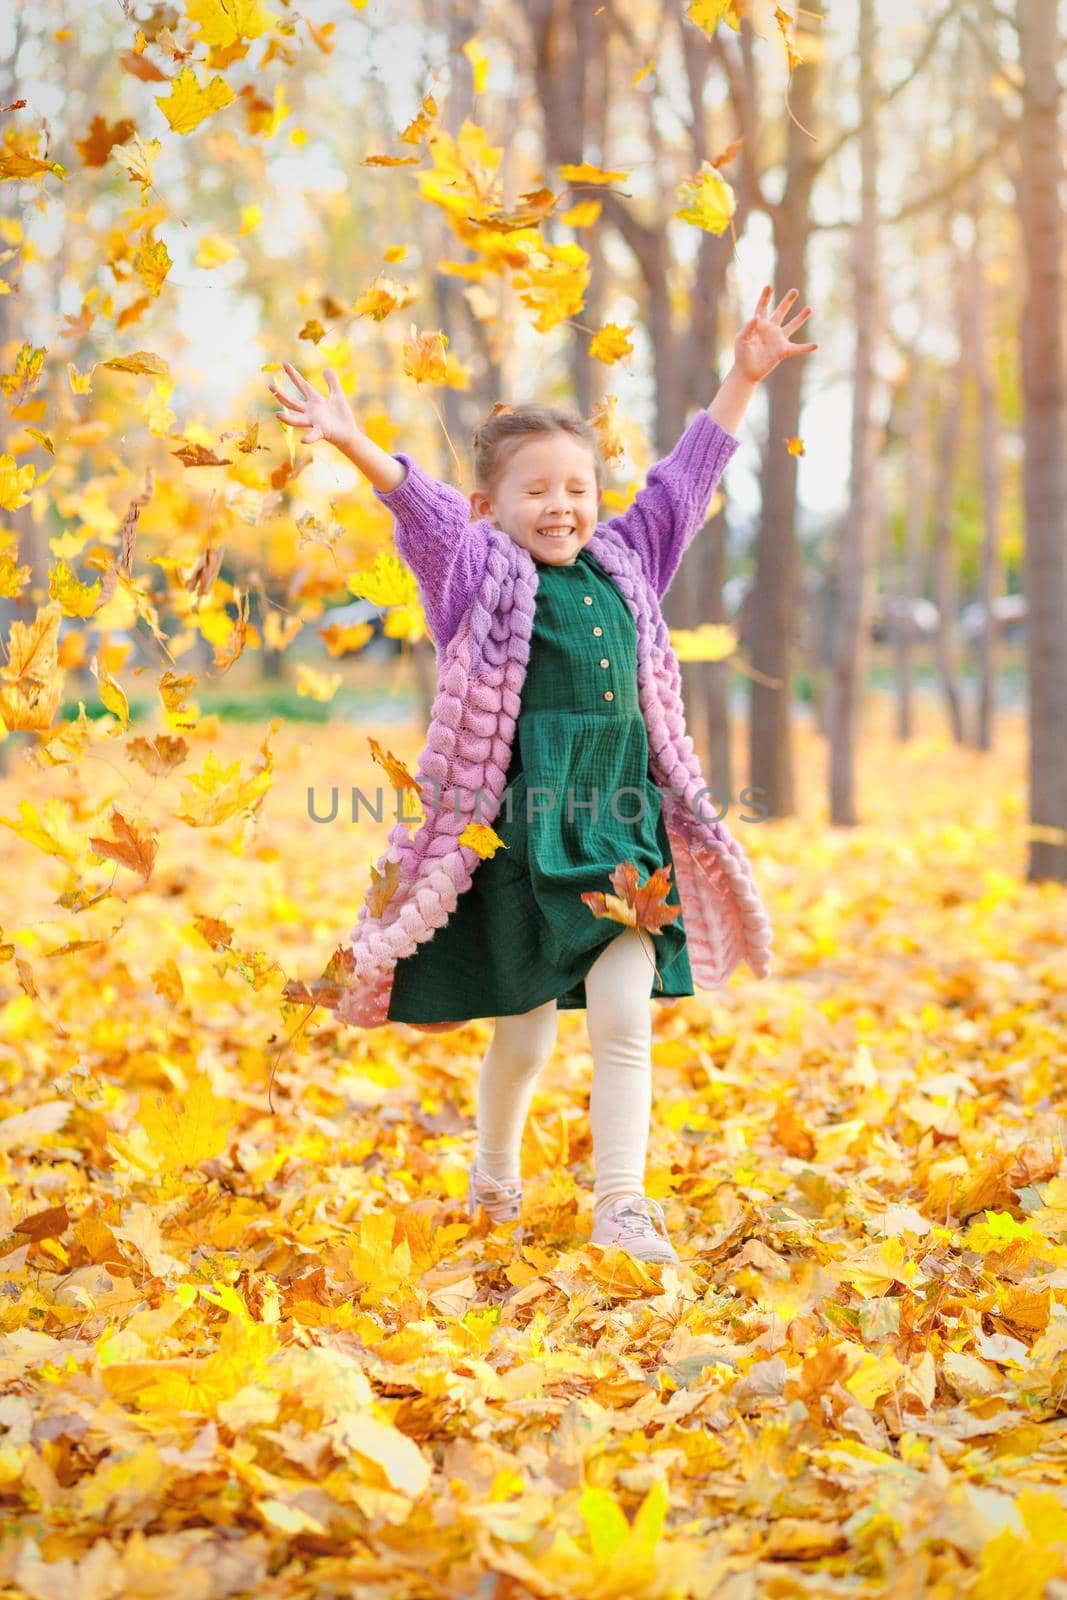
[386,545,693,1023]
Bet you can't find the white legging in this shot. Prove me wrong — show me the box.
[475,926,658,1213]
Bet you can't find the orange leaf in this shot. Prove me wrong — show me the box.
[580,860,682,935]
[88,807,158,882]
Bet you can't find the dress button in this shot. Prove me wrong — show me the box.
[583,595,593,605]
[599,658,609,668]
[593,626,603,636]
[604,690,614,701]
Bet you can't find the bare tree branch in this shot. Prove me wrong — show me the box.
[808,1,957,172]
[810,119,1019,231]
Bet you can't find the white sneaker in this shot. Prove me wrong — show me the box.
[467,1159,522,1224]
[590,1195,679,1264]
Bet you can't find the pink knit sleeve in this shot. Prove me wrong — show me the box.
[603,410,742,600]
[373,454,492,649]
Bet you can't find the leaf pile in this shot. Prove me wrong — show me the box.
[0,711,1065,1598]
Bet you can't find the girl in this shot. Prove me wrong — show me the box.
[270,285,816,1264]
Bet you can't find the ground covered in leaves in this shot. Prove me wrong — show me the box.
[1,701,1065,1599]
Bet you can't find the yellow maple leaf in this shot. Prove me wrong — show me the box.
[132,237,171,295]
[346,549,418,608]
[186,0,276,48]
[588,323,634,365]
[381,604,426,644]
[0,551,31,599]
[972,1528,1061,1600]
[965,1211,1038,1255]
[67,361,93,395]
[560,198,602,228]
[0,453,38,512]
[49,559,101,618]
[353,275,416,321]
[685,0,742,36]
[176,747,273,827]
[559,160,627,185]
[675,161,737,234]
[319,620,372,657]
[89,655,129,730]
[844,1347,905,1408]
[669,622,738,662]
[0,797,82,864]
[824,1235,918,1297]
[0,603,63,732]
[136,1074,240,1173]
[155,67,236,136]
[459,821,507,859]
[512,238,590,334]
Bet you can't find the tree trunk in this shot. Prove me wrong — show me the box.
[962,175,1001,752]
[1014,0,1067,881]
[747,6,822,819]
[827,0,880,826]
[893,348,929,743]
[929,307,966,745]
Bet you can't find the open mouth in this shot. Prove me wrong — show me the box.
[537,526,575,539]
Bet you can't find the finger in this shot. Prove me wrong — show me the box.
[771,287,799,323]
[282,360,313,395]
[274,408,305,426]
[324,366,342,394]
[755,284,772,315]
[783,341,818,356]
[782,306,812,334]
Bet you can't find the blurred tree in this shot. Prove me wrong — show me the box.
[1013,0,1067,882]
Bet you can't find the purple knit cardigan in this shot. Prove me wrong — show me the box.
[337,407,774,1032]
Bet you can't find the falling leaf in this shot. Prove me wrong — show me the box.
[401,326,449,386]
[685,0,742,37]
[675,161,737,234]
[669,623,738,662]
[88,808,158,882]
[155,67,236,136]
[588,394,627,464]
[559,160,628,186]
[588,323,634,365]
[98,350,170,378]
[49,559,101,618]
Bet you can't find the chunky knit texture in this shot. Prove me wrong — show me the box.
[336,408,774,1032]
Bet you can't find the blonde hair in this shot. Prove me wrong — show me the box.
[472,402,605,495]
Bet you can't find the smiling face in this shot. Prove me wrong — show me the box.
[469,431,603,566]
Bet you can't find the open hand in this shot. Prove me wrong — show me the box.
[267,361,354,448]
[735,286,817,383]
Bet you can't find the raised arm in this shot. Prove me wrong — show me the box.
[268,361,489,650]
[605,287,819,599]
[369,453,491,649]
[604,408,742,600]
